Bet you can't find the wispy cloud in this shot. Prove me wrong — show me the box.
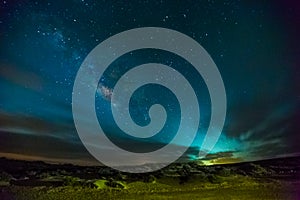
[0,64,43,91]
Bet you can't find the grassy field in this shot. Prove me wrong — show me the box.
[2,175,299,200]
[1,157,299,199]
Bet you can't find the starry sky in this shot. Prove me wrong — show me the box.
[0,0,299,166]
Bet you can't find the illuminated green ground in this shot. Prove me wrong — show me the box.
[1,157,299,199]
[3,175,299,200]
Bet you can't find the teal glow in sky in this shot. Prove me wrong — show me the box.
[0,0,299,166]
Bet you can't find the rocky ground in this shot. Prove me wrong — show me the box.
[0,156,299,199]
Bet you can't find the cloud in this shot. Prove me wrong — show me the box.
[234,104,300,161]
[209,157,243,165]
[198,151,243,165]
[0,111,74,140]
[0,110,204,166]
[0,129,94,162]
[0,64,43,91]
[202,151,235,160]
[0,152,98,166]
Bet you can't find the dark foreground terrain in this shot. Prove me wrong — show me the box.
[0,156,299,199]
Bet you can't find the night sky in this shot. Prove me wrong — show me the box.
[0,0,299,166]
